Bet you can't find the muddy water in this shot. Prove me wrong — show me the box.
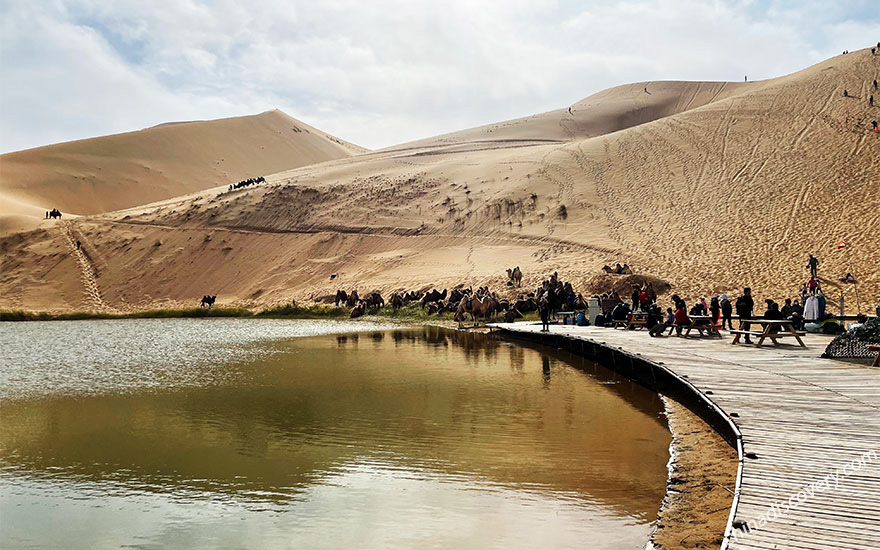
[0,319,670,549]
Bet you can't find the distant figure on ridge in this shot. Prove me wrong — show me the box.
[871,95,874,107]
[873,120,878,132]
[874,79,878,89]
[568,107,573,115]
[843,89,848,97]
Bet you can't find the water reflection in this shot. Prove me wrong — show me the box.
[0,321,670,550]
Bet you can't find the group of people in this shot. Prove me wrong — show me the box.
[228,176,266,191]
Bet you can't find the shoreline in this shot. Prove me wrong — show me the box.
[651,397,737,549]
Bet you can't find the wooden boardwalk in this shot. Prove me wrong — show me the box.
[492,323,880,550]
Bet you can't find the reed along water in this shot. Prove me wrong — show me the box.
[0,319,670,549]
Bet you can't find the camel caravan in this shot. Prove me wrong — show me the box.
[333,267,589,328]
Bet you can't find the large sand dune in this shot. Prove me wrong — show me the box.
[0,110,365,234]
[2,48,878,313]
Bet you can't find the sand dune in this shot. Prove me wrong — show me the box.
[0,110,365,227]
[2,48,878,313]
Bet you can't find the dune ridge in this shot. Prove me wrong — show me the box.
[1,48,878,313]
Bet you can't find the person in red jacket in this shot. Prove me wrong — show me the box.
[673,301,691,336]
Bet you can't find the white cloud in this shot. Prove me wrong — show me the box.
[1,0,878,153]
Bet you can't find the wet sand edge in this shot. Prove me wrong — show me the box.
[650,397,737,549]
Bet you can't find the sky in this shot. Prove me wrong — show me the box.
[1,0,878,153]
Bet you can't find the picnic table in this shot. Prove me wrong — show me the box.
[869,345,880,367]
[730,319,806,347]
[625,312,648,330]
[682,315,722,337]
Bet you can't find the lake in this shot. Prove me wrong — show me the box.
[0,319,670,549]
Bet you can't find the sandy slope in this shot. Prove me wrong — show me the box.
[2,48,878,313]
[0,110,365,229]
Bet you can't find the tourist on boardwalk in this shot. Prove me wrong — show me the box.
[690,300,706,316]
[807,254,819,277]
[539,294,551,332]
[720,294,733,330]
[710,295,721,325]
[781,298,793,318]
[735,288,755,343]
[673,300,690,336]
[649,307,673,337]
[763,300,783,320]
[631,285,641,311]
[804,294,820,322]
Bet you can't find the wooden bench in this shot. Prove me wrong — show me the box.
[612,319,629,329]
[686,315,722,337]
[626,312,648,330]
[731,320,807,347]
[869,345,880,367]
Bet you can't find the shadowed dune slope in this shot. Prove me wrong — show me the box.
[2,49,878,313]
[0,110,366,224]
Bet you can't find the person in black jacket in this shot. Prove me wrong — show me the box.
[720,294,733,330]
[735,287,755,343]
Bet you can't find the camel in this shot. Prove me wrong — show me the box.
[200,295,216,308]
[346,290,359,308]
[350,302,366,318]
[420,289,447,308]
[455,294,496,328]
[390,293,404,311]
[335,290,348,307]
[48,208,62,219]
[506,266,523,287]
[362,292,384,309]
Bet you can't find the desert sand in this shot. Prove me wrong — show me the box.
[1,48,878,313]
[0,110,364,235]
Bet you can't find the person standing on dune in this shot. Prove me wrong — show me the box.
[807,254,819,278]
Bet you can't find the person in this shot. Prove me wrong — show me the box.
[745,75,747,82]
[790,299,804,330]
[673,301,690,336]
[45,211,49,219]
[710,295,721,325]
[804,293,820,322]
[763,299,783,320]
[539,294,550,332]
[720,293,733,330]
[807,254,819,278]
[873,48,876,55]
[735,288,755,343]
[76,240,81,250]
[690,300,705,316]
[873,120,878,133]
[644,87,648,93]
[611,301,630,322]
[808,276,819,295]
[576,311,588,326]
[874,79,878,89]
[568,106,573,115]
[871,95,874,107]
[843,89,848,97]
[781,298,793,318]
[631,285,641,311]
[649,307,672,337]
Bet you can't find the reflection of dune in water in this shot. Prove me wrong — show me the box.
[0,324,669,525]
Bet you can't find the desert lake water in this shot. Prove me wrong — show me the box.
[0,319,670,549]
